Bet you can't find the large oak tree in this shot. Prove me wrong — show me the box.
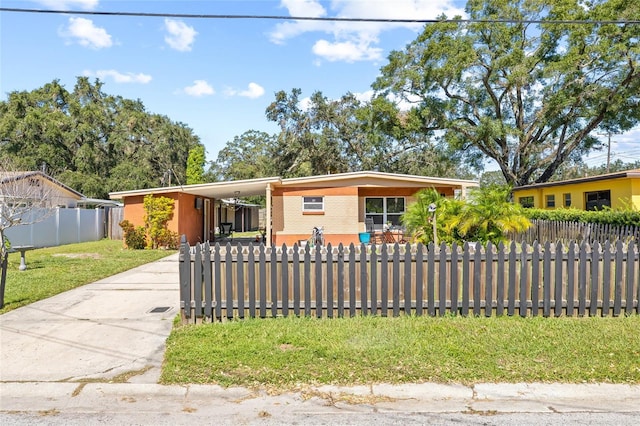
[373,0,640,186]
[0,77,203,198]
[263,89,473,178]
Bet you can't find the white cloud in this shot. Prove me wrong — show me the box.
[353,90,374,103]
[87,70,152,84]
[183,80,214,97]
[225,83,266,99]
[269,0,466,63]
[60,17,112,49]
[238,82,265,99]
[299,96,313,112]
[164,19,197,52]
[35,0,98,10]
[312,39,382,62]
[279,0,326,17]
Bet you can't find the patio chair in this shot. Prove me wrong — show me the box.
[218,222,234,242]
[365,218,379,243]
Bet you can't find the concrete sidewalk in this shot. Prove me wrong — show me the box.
[1,381,639,424]
[1,253,639,424]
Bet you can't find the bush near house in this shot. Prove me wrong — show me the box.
[119,220,146,250]
[402,186,531,246]
[143,195,179,249]
[525,207,640,227]
[119,195,179,250]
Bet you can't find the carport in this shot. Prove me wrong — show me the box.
[109,177,280,246]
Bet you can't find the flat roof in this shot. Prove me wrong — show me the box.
[280,171,479,187]
[513,168,640,190]
[109,176,281,200]
[109,171,479,200]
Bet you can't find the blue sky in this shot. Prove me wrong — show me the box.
[1,0,638,171]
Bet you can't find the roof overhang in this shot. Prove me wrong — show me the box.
[513,168,640,191]
[109,171,480,201]
[109,176,281,200]
[279,171,479,188]
[1,171,84,199]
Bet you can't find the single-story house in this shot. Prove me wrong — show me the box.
[109,171,478,246]
[0,171,84,208]
[512,168,640,211]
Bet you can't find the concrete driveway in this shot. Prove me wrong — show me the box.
[0,253,179,383]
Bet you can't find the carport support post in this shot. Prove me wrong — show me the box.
[266,183,272,247]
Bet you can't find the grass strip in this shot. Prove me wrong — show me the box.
[161,315,640,388]
[1,239,174,314]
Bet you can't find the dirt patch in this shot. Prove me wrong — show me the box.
[53,253,102,260]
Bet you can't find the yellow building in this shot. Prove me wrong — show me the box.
[512,169,640,211]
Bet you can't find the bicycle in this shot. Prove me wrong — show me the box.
[308,226,324,248]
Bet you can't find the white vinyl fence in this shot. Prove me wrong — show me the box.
[4,208,106,248]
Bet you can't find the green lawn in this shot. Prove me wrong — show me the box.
[1,239,174,314]
[161,315,640,389]
[4,241,638,389]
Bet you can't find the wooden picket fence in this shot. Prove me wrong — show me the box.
[179,238,639,323]
[509,220,640,245]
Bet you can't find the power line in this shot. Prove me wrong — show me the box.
[1,7,639,25]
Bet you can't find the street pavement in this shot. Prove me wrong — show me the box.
[1,252,639,425]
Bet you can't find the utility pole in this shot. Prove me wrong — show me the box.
[606,132,611,173]
[598,132,616,173]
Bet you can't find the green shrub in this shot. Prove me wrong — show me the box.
[143,195,176,249]
[525,208,640,226]
[403,186,531,245]
[119,220,146,249]
[156,229,180,250]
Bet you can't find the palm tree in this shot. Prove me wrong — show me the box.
[453,185,531,244]
[403,185,531,246]
[402,189,464,244]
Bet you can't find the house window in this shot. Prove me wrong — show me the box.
[585,190,611,211]
[563,193,571,207]
[365,197,405,228]
[546,195,555,208]
[302,196,324,212]
[519,196,534,208]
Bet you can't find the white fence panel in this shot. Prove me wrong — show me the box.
[58,209,77,246]
[5,208,106,248]
[31,211,58,247]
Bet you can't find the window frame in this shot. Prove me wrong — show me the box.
[584,190,611,211]
[545,194,555,208]
[365,197,405,228]
[302,196,324,213]
[519,196,534,208]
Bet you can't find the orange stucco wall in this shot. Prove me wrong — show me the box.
[122,193,213,245]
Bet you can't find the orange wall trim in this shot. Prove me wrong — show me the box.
[358,187,419,197]
[273,234,361,247]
